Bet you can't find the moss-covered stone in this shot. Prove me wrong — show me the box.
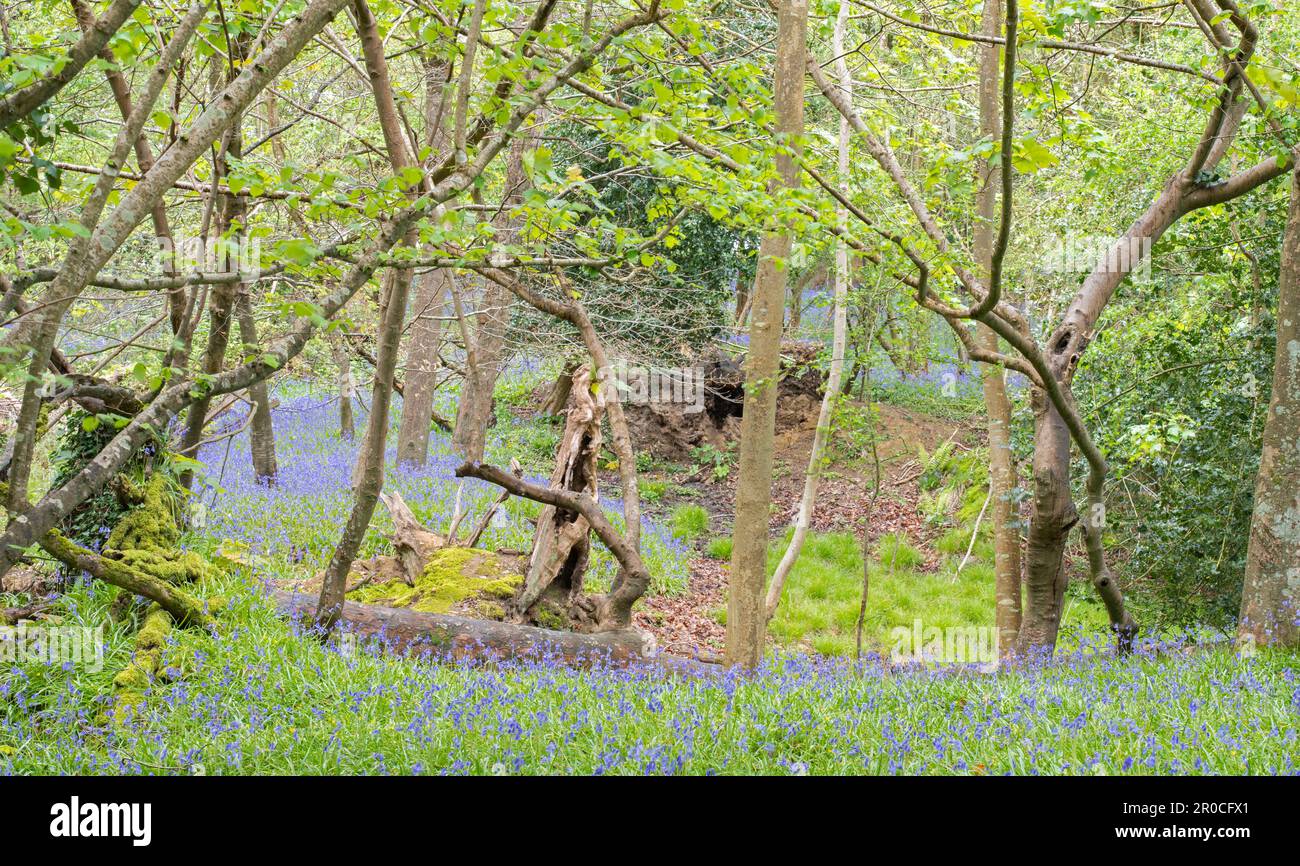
[347,547,523,617]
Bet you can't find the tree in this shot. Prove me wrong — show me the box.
[1239,164,1300,649]
[808,0,1296,655]
[973,0,1021,656]
[763,0,850,622]
[726,0,808,670]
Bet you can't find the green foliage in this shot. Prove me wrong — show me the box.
[669,503,709,542]
[688,443,733,481]
[50,410,167,551]
[705,536,732,560]
[485,416,563,470]
[828,400,879,463]
[1078,190,1290,631]
[640,479,669,502]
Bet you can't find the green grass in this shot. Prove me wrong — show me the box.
[874,532,925,569]
[669,504,709,542]
[705,536,733,560]
[935,525,995,563]
[763,527,1113,658]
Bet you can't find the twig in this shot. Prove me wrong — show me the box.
[954,485,993,580]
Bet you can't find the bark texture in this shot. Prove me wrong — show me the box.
[974,0,1021,655]
[275,590,666,667]
[315,0,420,628]
[1239,166,1300,648]
[512,367,601,620]
[235,290,279,483]
[394,55,452,465]
[726,0,807,669]
[177,35,250,490]
[450,135,531,461]
[763,0,848,621]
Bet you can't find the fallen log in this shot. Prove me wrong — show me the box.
[272,590,719,675]
[0,599,53,625]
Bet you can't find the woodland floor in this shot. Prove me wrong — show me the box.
[632,401,981,658]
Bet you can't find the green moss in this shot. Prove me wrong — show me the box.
[107,475,180,552]
[107,548,222,585]
[112,662,152,693]
[348,547,523,615]
[533,604,569,631]
[134,607,172,650]
[99,474,225,591]
[109,605,173,723]
[33,402,51,440]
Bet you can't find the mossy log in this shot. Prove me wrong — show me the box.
[39,531,214,627]
[272,590,717,674]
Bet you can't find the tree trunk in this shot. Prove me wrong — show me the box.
[177,42,250,490]
[316,0,420,629]
[235,290,278,484]
[974,0,1021,656]
[396,267,449,465]
[331,333,356,440]
[725,0,807,669]
[763,0,850,621]
[541,359,578,415]
[1239,167,1300,649]
[450,135,531,461]
[395,56,452,466]
[1016,391,1075,652]
[317,267,412,628]
[512,367,601,620]
[451,337,502,462]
